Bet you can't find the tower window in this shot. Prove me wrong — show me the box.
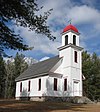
[74,51,77,63]
[64,78,67,91]
[28,81,31,92]
[20,82,22,92]
[73,35,76,45]
[38,79,41,91]
[54,78,57,91]
[65,35,68,45]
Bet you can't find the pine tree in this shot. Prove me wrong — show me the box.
[5,60,15,98]
[0,56,6,98]
[5,53,28,98]
[82,51,92,97]
[90,53,100,100]
[14,52,28,77]
[82,51,100,101]
[13,52,28,97]
[0,0,55,55]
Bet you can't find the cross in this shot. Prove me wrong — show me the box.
[68,19,72,24]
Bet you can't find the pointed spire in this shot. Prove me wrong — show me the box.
[68,19,72,24]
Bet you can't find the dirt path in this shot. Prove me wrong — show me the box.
[51,104,100,112]
[0,100,100,112]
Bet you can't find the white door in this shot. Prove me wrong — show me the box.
[73,81,79,96]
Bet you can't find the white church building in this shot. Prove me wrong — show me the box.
[15,24,83,101]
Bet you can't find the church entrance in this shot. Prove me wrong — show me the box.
[73,81,79,96]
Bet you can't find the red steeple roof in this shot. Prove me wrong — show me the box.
[63,24,79,33]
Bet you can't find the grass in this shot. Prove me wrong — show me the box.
[0,99,100,112]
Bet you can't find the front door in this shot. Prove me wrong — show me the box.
[73,81,79,96]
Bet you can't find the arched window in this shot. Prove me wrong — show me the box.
[65,35,68,45]
[73,35,76,45]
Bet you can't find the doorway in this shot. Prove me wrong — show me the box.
[73,81,79,96]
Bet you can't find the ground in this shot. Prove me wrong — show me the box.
[0,100,100,112]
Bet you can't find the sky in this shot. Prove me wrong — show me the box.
[5,0,100,61]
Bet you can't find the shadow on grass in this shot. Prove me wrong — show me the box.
[0,99,89,112]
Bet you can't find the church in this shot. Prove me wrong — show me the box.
[15,24,83,101]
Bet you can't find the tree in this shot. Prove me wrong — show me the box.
[5,53,28,98]
[14,52,28,77]
[82,51,100,101]
[0,56,6,98]
[13,52,28,97]
[5,60,15,98]
[0,0,55,55]
[90,53,100,100]
[82,51,91,97]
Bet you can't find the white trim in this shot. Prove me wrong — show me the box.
[58,43,83,51]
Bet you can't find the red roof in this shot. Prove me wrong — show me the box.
[63,24,79,33]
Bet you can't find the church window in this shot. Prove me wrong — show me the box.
[54,78,57,91]
[65,35,68,45]
[73,35,76,45]
[28,80,31,92]
[20,82,22,92]
[64,78,67,91]
[38,79,41,91]
[74,51,77,63]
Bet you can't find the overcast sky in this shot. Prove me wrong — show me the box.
[5,0,100,61]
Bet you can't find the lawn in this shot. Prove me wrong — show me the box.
[0,99,100,112]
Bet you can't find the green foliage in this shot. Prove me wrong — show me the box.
[0,0,55,55]
[0,56,6,98]
[5,52,28,98]
[14,52,28,77]
[82,51,100,101]
[5,61,15,98]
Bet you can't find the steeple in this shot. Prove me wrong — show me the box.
[58,24,83,96]
[61,24,80,47]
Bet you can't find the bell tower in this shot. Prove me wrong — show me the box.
[58,24,83,96]
[61,24,80,46]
